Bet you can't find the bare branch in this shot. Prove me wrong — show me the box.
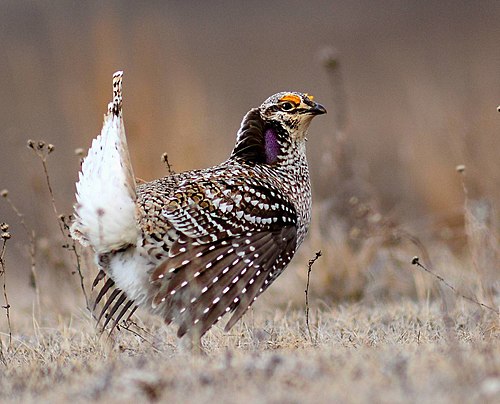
[305,250,322,343]
[28,140,90,310]
[410,256,499,315]
[0,229,13,352]
[1,191,39,312]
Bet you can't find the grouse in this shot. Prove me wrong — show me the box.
[71,71,326,342]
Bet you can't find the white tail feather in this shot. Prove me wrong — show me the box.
[71,71,139,253]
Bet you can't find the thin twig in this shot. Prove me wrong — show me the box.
[1,190,39,311]
[0,237,5,365]
[305,250,322,343]
[0,234,13,349]
[0,336,4,366]
[120,319,163,353]
[72,242,89,309]
[411,256,499,315]
[161,152,175,175]
[28,141,90,309]
[40,158,65,234]
[161,152,178,188]
[61,216,90,310]
[124,319,155,340]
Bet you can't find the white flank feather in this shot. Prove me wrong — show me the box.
[71,71,139,253]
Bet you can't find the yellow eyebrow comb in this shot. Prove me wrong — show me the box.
[279,94,301,105]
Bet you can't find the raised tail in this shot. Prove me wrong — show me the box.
[71,71,139,253]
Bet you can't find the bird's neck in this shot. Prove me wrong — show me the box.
[230,109,304,168]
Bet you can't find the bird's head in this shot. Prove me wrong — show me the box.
[259,92,326,140]
[231,92,326,165]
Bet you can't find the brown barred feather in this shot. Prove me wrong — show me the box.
[97,288,121,324]
[225,226,296,331]
[108,300,134,334]
[171,227,295,337]
[102,292,127,330]
[90,270,137,334]
[93,277,115,310]
[92,270,106,289]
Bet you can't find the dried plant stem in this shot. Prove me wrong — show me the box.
[40,158,65,235]
[120,319,163,353]
[0,336,4,366]
[411,257,499,315]
[458,169,477,271]
[161,152,176,175]
[74,245,89,309]
[62,216,89,311]
[457,166,498,308]
[0,239,5,365]
[321,47,348,133]
[31,145,90,310]
[459,169,487,275]
[305,250,322,343]
[2,194,40,311]
[0,238,12,349]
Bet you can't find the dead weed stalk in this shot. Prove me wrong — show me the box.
[411,256,499,315]
[28,140,90,311]
[0,223,13,357]
[305,250,322,343]
[408,165,499,320]
[119,319,163,353]
[1,189,39,312]
[457,164,499,302]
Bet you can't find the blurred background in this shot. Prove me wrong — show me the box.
[0,1,499,317]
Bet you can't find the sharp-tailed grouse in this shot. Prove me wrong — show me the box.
[71,71,326,342]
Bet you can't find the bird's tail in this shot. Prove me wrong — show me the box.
[71,71,139,253]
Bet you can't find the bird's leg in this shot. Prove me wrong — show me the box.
[191,329,205,355]
[178,330,205,355]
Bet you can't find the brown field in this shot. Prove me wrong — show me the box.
[1,2,499,403]
[0,302,499,403]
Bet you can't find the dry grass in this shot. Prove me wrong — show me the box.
[1,4,499,402]
[0,76,498,404]
[0,65,498,404]
[0,302,499,403]
[1,190,499,403]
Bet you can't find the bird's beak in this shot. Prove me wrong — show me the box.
[309,103,327,115]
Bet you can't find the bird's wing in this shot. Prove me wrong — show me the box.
[150,177,298,337]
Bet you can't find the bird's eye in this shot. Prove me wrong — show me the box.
[280,102,295,111]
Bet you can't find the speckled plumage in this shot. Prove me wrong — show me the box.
[71,72,326,341]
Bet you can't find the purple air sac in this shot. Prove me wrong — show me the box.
[264,128,280,164]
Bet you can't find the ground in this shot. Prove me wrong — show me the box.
[1,301,499,403]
